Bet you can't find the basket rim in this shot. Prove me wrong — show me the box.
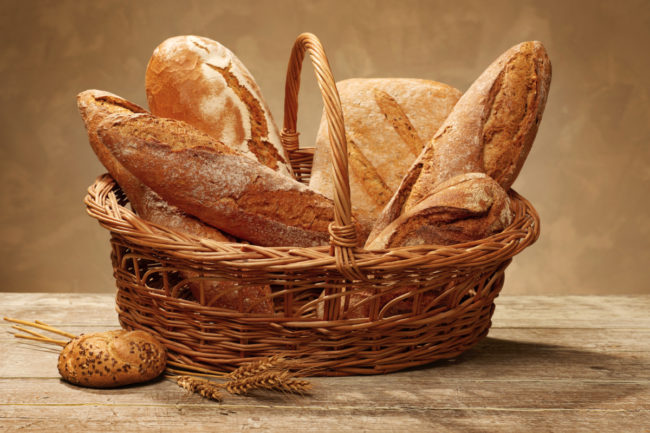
[85,173,540,275]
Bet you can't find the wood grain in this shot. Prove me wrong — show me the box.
[1,293,649,432]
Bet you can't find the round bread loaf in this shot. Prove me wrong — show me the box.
[309,78,461,221]
[146,35,294,178]
[57,330,167,388]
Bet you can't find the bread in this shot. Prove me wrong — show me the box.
[97,111,364,247]
[146,35,293,178]
[57,330,166,388]
[366,173,513,249]
[367,41,551,245]
[309,78,461,220]
[77,89,231,243]
[78,90,273,313]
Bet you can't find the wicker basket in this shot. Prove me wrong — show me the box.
[84,33,540,376]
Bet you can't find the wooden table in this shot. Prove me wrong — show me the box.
[1,293,648,432]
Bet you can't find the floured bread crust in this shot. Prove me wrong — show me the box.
[366,173,513,249]
[98,112,353,247]
[77,89,231,243]
[146,35,293,178]
[309,78,461,220]
[367,41,551,246]
[79,90,275,313]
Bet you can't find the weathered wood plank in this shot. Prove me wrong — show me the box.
[493,295,650,329]
[1,376,648,410]
[2,331,649,380]
[1,294,649,432]
[0,405,648,433]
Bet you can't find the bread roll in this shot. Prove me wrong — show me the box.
[57,330,166,388]
[98,112,364,247]
[309,78,461,220]
[78,90,273,313]
[368,41,551,245]
[146,35,293,178]
[366,173,513,249]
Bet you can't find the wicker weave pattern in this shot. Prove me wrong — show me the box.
[83,33,540,376]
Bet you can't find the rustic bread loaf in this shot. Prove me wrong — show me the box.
[57,330,166,388]
[366,173,513,249]
[367,41,551,245]
[309,78,461,220]
[78,90,273,313]
[146,35,293,178]
[77,89,231,242]
[98,112,362,247]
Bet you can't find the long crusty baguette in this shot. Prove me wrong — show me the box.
[367,41,551,246]
[78,90,273,313]
[98,112,357,247]
[58,330,166,388]
[309,78,461,221]
[146,35,294,178]
[365,173,513,249]
[77,89,232,242]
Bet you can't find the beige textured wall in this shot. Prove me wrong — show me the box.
[1,0,648,294]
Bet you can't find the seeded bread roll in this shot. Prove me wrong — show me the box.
[366,173,513,249]
[367,41,551,245]
[146,35,293,178]
[309,78,461,221]
[98,112,364,247]
[57,330,166,388]
[78,90,273,313]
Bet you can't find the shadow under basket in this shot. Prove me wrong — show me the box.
[83,33,540,376]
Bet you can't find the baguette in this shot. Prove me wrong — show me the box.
[77,89,232,242]
[146,35,293,178]
[309,78,461,221]
[57,330,166,388]
[97,112,360,247]
[367,41,551,245]
[78,90,273,313]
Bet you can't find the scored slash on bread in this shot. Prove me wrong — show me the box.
[365,173,513,250]
[97,111,367,247]
[145,35,294,178]
[310,78,462,221]
[366,41,551,249]
[77,89,232,243]
[78,89,274,313]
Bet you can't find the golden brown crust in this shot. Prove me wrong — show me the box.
[367,42,551,247]
[98,112,353,247]
[77,89,231,243]
[310,78,461,221]
[405,41,551,212]
[57,330,167,388]
[366,173,513,249]
[145,35,293,177]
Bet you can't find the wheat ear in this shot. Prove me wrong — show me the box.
[174,376,224,402]
[226,370,312,395]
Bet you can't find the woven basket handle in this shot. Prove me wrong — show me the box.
[281,33,363,281]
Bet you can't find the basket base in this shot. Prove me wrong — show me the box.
[115,268,504,376]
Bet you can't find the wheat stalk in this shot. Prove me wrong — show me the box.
[228,354,287,380]
[174,376,224,402]
[226,370,312,395]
